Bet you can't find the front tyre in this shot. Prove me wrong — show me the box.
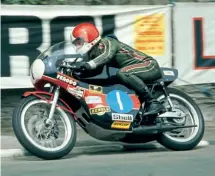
[155,88,205,150]
[12,95,77,160]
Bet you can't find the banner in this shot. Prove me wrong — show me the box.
[134,14,165,56]
[174,3,215,85]
[1,5,171,89]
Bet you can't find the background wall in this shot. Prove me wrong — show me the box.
[1,3,215,88]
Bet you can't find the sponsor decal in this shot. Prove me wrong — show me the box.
[90,105,110,116]
[163,70,175,76]
[57,74,77,86]
[89,84,103,94]
[67,87,83,98]
[85,96,102,104]
[76,86,86,91]
[112,113,133,122]
[111,121,131,129]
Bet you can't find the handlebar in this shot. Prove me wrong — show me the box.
[58,61,86,73]
[59,64,77,70]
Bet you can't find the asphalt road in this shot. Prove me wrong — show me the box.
[2,122,215,176]
[1,86,215,176]
[2,136,215,176]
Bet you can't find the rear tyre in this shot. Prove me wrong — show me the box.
[154,88,205,150]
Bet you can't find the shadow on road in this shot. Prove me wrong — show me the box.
[7,140,209,162]
[69,145,172,158]
[11,143,177,162]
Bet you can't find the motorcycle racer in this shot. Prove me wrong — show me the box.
[70,22,166,116]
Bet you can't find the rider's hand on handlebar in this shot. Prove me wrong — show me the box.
[69,61,87,72]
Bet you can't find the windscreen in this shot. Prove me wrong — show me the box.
[37,41,83,75]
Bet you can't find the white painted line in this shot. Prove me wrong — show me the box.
[196,140,210,148]
[154,140,210,149]
[0,145,123,158]
[0,149,27,158]
[0,140,210,158]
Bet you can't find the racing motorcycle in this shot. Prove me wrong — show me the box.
[12,41,205,160]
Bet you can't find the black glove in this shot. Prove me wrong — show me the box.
[71,62,88,72]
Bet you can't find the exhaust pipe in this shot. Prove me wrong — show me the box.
[133,124,197,135]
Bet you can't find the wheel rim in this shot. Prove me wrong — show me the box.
[157,93,200,143]
[21,99,73,152]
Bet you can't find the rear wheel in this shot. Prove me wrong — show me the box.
[154,88,205,150]
[13,95,77,159]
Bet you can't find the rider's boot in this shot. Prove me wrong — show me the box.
[139,86,166,116]
[116,72,166,116]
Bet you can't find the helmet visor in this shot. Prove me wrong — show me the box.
[72,38,85,49]
[72,38,89,55]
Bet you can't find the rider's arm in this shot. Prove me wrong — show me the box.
[85,38,118,70]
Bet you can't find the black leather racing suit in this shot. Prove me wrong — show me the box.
[84,37,163,103]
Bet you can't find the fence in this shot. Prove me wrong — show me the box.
[1,1,215,89]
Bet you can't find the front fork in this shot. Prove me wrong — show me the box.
[45,66,65,124]
[46,86,60,124]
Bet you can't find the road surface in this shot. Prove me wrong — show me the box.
[2,130,215,176]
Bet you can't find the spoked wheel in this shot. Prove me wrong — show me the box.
[12,95,77,159]
[154,88,205,150]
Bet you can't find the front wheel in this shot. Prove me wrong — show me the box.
[154,88,205,150]
[12,95,77,159]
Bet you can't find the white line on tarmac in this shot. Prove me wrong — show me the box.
[196,140,210,148]
[0,149,27,158]
[0,140,210,158]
